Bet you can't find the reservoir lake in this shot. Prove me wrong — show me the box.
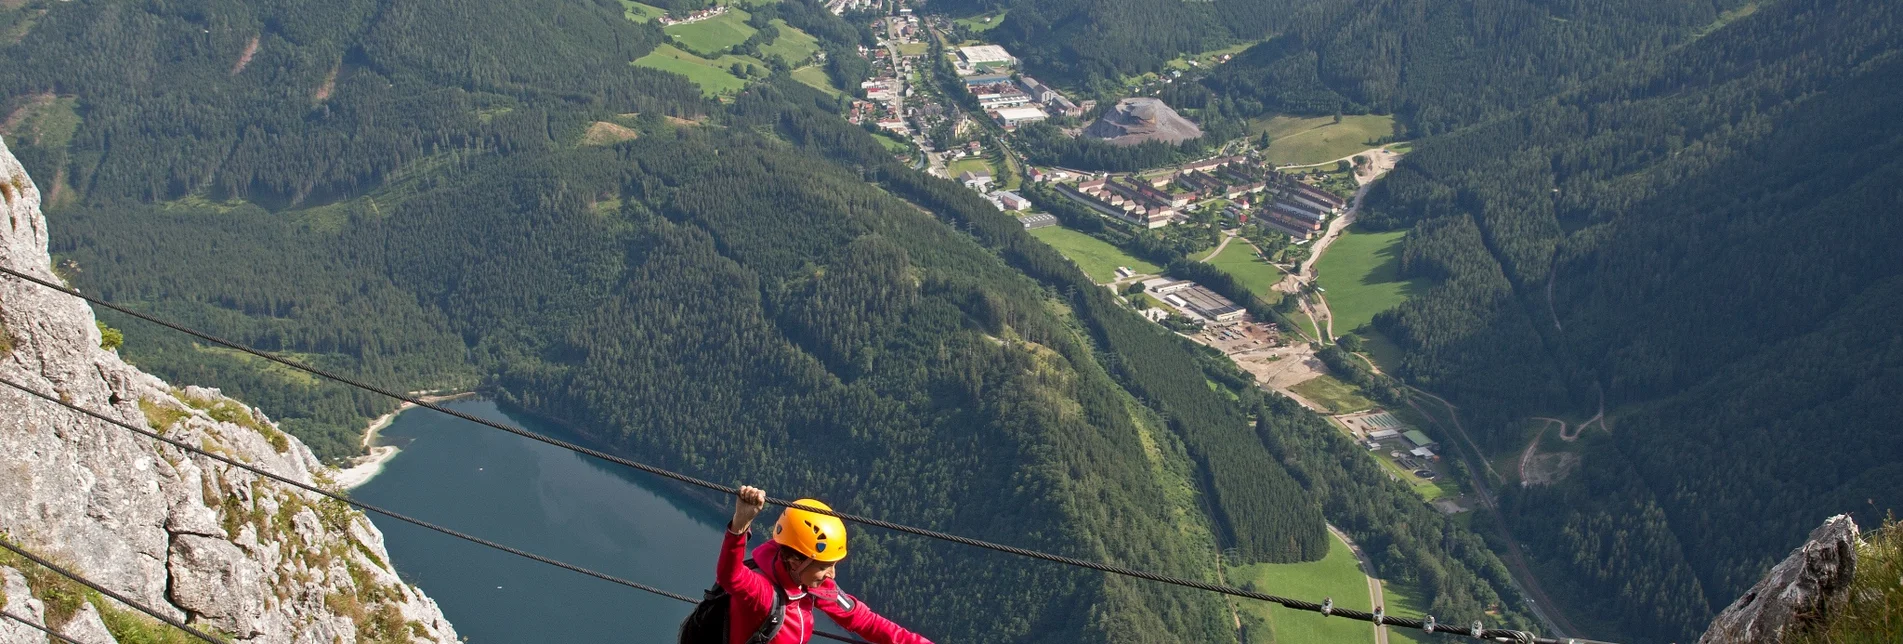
[351,398,728,642]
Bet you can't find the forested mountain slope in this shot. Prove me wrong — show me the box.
[3,0,705,459]
[946,0,1749,134]
[1,0,1543,639]
[0,0,701,207]
[1354,0,1903,640]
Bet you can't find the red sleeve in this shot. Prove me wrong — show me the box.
[817,590,933,644]
[716,529,774,607]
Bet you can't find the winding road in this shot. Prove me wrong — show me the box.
[1328,524,1389,644]
[1406,391,1582,638]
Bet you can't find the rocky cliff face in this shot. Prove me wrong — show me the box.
[0,138,457,643]
[1699,515,1860,644]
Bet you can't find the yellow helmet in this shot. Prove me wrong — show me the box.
[772,499,849,562]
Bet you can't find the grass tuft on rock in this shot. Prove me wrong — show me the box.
[1795,518,1903,643]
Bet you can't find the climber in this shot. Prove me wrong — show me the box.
[713,485,933,644]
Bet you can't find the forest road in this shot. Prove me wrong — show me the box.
[1328,524,1388,644]
[1296,184,1365,280]
[1407,394,1583,638]
[1518,420,1559,486]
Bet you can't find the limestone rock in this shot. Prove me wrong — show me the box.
[0,137,457,644]
[1698,514,1859,644]
[1,566,48,644]
[168,535,268,638]
[58,603,117,644]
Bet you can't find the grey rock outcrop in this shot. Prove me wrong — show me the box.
[0,136,457,644]
[1083,98,1203,146]
[1,567,47,642]
[1698,514,1859,644]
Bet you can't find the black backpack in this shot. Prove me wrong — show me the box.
[679,560,789,644]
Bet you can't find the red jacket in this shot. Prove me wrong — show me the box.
[718,528,932,644]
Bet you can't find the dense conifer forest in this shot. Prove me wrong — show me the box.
[1352,0,1903,640]
[0,0,1539,639]
[956,0,1753,136]
[18,0,1898,641]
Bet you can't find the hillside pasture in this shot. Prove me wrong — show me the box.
[1230,533,1375,644]
[665,8,756,53]
[1028,225,1160,284]
[632,45,749,96]
[1291,374,1375,413]
[790,65,840,96]
[952,11,1008,32]
[618,0,667,23]
[1313,226,1429,334]
[1255,114,1397,166]
[757,19,821,64]
[1207,240,1286,305]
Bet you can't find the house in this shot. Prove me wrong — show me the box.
[1404,430,1438,449]
[958,170,993,190]
[1369,428,1402,439]
[991,106,1049,129]
[1410,447,1438,460]
[995,191,1031,211]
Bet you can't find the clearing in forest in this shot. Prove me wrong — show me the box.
[1027,225,1160,284]
[871,132,911,155]
[665,8,757,53]
[0,94,79,150]
[619,0,668,23]
[1207,240,1286,305]
[791,65,841,96]
[1253,114,1396,166]
[1290,374,1375,413]
[1313,226,1429,334]
[1230,533,1375,644]
[758,19,822,63]
[633,45,751,96]
[581,121,640,146]
[952,11,1008,32]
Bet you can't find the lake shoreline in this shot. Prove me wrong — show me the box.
[333,390,479,490]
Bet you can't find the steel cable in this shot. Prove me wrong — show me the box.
[0,539,225,643]
[1,265,1603,644]
[0,375,861,643]
[0,610,88,644]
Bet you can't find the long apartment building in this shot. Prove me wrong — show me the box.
[1067,179,1175,229]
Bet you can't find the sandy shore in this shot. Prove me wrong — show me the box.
[332,391,476,490]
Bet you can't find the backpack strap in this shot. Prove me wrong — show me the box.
[743,560,789,644]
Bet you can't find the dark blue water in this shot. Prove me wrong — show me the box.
[351,399,727,643]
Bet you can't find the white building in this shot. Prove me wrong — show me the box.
[991,106,1048,128]
[958,45,1016,67]
[995,191,1031,211]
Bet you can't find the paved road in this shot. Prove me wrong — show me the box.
[1328,524,1389,644]
[1202,231,1236,262]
